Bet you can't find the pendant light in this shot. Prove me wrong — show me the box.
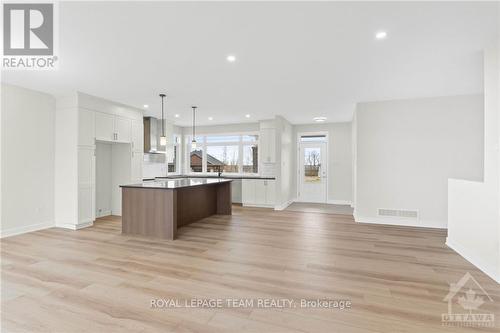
[159,93,167,146]
[191,106,197,149]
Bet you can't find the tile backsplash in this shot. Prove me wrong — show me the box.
[143,154,167,178]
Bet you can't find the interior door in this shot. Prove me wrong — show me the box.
[298,142,327,203]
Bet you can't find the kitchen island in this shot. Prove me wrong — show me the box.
[120,178,232,240]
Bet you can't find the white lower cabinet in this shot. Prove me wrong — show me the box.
[242,179,275,208]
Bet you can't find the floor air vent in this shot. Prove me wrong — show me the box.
[378,208,418,219]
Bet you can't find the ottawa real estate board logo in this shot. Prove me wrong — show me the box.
[442,272,495,327]
[2,2,58,70]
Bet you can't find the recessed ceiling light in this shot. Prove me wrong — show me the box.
[313,116,327,122]
[208,116,213,121]
[227,54,236,62]
[245,114,251,118]
[174,114,180,118]
[375,31,387,40]
[143,104,149,108]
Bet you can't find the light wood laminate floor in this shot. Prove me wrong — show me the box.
[1,206,499,332]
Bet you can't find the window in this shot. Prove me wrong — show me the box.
[190,148,204,173]
[304,147,321,182]
[206,135,240,143]
[188,136,204,173]
[241,135,258,174]
[300,135,327,142]
[185,133,259,174]
[168,135,180,173]
[206,145,239,173]
[242,144,258,173]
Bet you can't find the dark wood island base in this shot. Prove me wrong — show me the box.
[121,178,232,240]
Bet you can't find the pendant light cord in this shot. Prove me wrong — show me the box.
[159,93,166,137]
[192,106,197,141]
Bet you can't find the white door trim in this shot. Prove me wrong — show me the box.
[296,131,329,203]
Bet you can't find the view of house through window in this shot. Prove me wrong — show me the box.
[190,148,204,172]
[187,134,259,174]
[206,145,239,173]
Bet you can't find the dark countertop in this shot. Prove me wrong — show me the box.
[151,174,276,181]
[121,178,232,189]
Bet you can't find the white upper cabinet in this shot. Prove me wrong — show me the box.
[131,120,144,152]
[95,112,133,143]
[78,110,95,146]
[95,112,115,141]
[260,128,276,163]
[114,117,132,143]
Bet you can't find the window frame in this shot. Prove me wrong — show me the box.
[184,132,259,175]
[167,133,181,175]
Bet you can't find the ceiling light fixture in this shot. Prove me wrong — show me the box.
[174,114,180,118]
[159,94,167,146]
[245,114,251,118]
[227,54,236,62]
[208,116,213,121]
[191,106,198,149]
[375,31,387,40]
[143,104,149,108]
[313,116,327,122]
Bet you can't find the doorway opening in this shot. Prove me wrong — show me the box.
[297,134,328,203]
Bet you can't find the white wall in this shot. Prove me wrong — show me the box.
[275,116,294,208]
[111,143,131,216]
[293,122,353,204]
[95,142,112,217]
[355,95,484,229]
[448,47,500,283]
[1,84,56,237]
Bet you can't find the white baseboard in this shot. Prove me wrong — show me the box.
[327,200,353,206]
[96,210,111,218]
[0,221,54,238]
[56,220,94,230]
[274,199,295,211]
[353,214,445,229]
[446,237,500,284]
[242,204,274,209]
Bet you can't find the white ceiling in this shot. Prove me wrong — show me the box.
[2,1,498,126]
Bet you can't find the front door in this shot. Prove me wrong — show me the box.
[298,141,327,203]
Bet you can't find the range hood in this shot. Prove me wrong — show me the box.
[143,117,165,154]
